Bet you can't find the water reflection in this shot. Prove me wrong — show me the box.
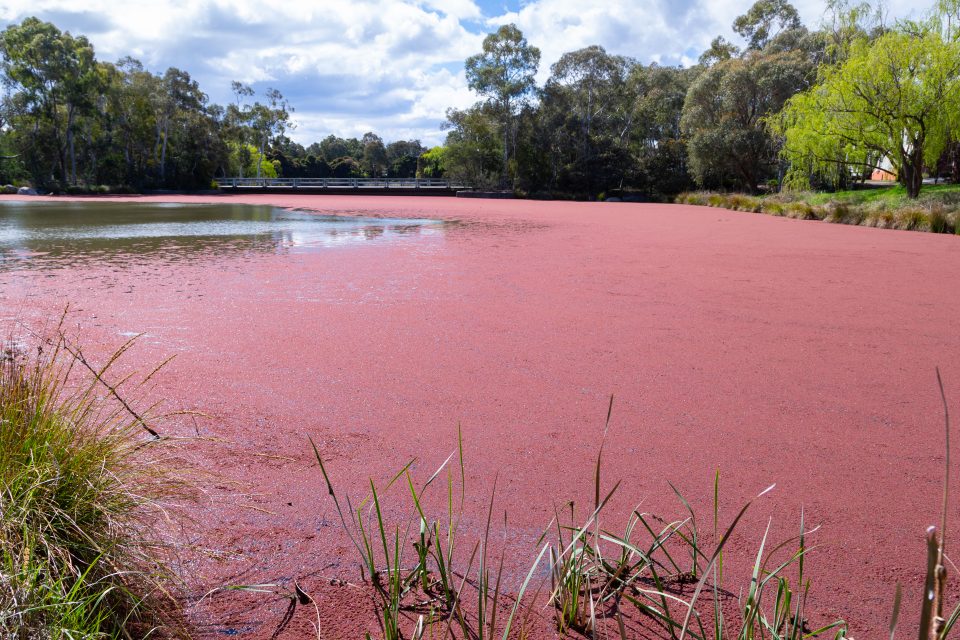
[0,201,445,271]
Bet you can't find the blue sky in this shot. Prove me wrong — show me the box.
[0,0,929,146]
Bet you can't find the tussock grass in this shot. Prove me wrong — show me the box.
[0,328,186,638]
[677,186,960,234]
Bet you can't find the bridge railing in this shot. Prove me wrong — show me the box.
[216,177,470,190]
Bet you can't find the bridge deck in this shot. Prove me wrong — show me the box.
[218,177,468,194]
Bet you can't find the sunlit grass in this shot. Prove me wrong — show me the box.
[677,185,960,234]
[0,328,186,638]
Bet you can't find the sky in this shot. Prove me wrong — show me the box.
[0,0,933,147]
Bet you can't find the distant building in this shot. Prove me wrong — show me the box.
[871,156,896,181]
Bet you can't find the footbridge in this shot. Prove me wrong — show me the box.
[217,177,470,196]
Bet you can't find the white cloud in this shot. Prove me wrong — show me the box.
[486,0,933,83]
[0,0,937,146]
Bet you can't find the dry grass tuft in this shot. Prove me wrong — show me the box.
[0,325,187,638]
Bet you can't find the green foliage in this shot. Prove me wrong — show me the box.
[417,146,445,178]
[682,46,813,192]
[535,45,633,194]
[0,18,99,188]
[224,84,292,180]
[0,19,226,191]
[733,0,803,50]
[442,105,503,188]
[385,140,424,178]
[330,156,363,178]
[778,27,960,198]
[627,64,697,197]
[228,142,278,178]
[465,24,541,187]
[361,132,388,177]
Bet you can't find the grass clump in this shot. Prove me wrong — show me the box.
[677,184,960,234]
[0,331,184,638]
[302,381,960,639]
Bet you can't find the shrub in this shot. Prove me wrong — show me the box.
[784,201,816,220]
[762,201,785,216]
[727,194,762,212]
[0,331,185,638]
[897,208,929,231]
[929,206,952,234]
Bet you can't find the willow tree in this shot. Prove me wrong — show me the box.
[777,29,960,197]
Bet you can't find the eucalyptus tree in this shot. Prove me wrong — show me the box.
[385,139,424,177]
[360,132,388,177]
[442,104,502,187]
[104,58,160,184]
[248,88,291,179]
[536,45,633,193]
[682,44,813,192]
[681,0,816,192]
[223,81,254,177]
[733,0,802,50]
[155,67,208,183]
[0,17,101,186]
[627,63,697,196]
[465,24,540,186]
[699,37,740,65]
[318,135,361,163]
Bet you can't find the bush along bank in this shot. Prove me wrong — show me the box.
[677,185,960,234]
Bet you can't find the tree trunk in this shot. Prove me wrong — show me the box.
[256,136,265,179]
[53,118,67,185]
[501,119,509,189]
[67,105,77,186]
[160,118,169,183]
[951,143,960,184]
[901,148,923,199]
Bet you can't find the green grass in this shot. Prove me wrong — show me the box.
[677,184,960,234]
[0,330,185,638]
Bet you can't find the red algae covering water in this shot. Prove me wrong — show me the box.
[2,193,959,637]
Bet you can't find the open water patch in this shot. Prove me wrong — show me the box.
[0,201,444,270]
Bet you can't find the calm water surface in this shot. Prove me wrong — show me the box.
[0,201,445,270]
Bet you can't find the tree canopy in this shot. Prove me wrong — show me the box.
[465,24,540,187]
[778,27,960,197]
[3,2,960,199]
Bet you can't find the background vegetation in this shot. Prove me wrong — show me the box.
[1,0,960,202]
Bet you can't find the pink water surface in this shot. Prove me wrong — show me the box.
[2,193,958,637]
